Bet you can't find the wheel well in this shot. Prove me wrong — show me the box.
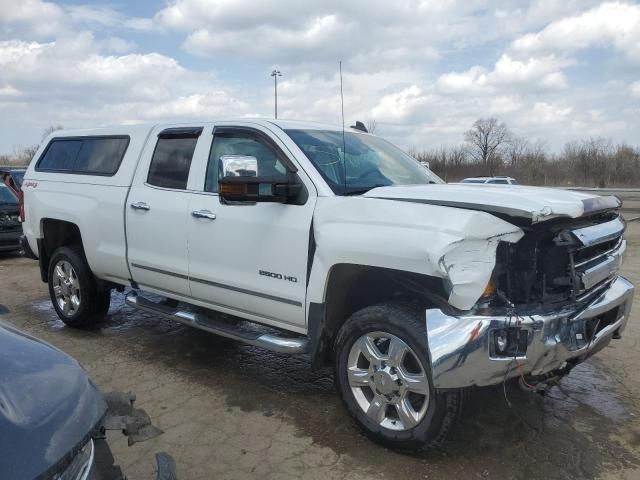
[309,264,449,368]
[39,219,83,282]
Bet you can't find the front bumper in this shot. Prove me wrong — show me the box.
[426,276,634,388]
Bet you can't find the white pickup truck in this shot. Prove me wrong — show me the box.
[21,119,633,450]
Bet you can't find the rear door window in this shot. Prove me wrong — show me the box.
[37,136,129,175]
[147,128,202,190]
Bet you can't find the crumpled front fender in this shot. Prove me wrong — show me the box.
[430,214,523,310]
[308,196,524,310]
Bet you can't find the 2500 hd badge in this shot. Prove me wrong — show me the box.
[259,269,298,283]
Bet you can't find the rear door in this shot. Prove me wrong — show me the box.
[126,126,206,297]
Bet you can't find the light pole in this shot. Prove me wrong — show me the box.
[271,69,282,119]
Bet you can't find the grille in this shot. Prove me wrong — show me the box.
[565,216,625,300]
[0,212,20,231]
[494,213,625,306]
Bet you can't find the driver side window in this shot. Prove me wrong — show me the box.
[205,130,287,193]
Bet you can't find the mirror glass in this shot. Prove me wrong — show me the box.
[219,155,258,178]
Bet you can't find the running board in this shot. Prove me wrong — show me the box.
[125,293,309,355]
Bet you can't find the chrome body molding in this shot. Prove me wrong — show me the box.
[426,276,634,389]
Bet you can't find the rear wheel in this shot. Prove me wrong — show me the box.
[48,246,111,328]
[334,302,463,451]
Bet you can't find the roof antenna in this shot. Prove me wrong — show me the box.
[339,61,347,193]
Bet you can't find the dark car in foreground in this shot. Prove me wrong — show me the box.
[0,317,177,479]
[0,183,22,253]
[1,167,26,194]
[0,321,106,479]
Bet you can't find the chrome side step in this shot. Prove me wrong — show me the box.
[125,292,309,355]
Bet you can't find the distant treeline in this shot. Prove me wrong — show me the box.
[0,125,63,167]
[409,118,640,188]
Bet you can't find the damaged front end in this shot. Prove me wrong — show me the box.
[426,211,634,389]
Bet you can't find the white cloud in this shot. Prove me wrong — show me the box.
[156,0,543,72]
[144,92,250,119]
[0,34,253,130]
[1,0,640,153]
[511,2,640,61]
[0,84,20,97]
[66,5,154,32]
[437,67,490,94]
[489,96,523,114]
[0,0,64,38]
[371,85,432,121]
[529,102,573,124]
[436,54,569,95]
[490,54,570,86]
[0,0,152,41]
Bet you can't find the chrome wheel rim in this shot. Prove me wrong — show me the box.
[347,331,430,431]
[52,260,81,316]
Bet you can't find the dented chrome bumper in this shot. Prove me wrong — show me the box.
[426,276,634,389]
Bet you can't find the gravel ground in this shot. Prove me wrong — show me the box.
[1,224,640,480]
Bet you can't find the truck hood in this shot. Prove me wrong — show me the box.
[364,184,621,223]
[0,322,107,479]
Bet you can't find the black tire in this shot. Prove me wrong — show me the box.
[47,246,111,328]
[334,302,463,451]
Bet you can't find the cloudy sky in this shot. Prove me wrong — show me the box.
[1,0,639,154]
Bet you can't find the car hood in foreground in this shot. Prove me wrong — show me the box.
[0,322,107,480]
[364,184,620,224]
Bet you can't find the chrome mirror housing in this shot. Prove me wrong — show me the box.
[219,155,258,178]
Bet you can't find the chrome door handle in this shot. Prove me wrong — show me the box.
[130,202,150,211]
[192,210,216,220]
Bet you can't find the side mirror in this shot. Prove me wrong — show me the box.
[218,155,302,203]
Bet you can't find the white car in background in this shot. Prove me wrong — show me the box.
[461,176,519,185]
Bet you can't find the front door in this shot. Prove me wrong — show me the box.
[187,126,316,330]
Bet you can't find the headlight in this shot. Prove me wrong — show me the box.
[58,439,94,480]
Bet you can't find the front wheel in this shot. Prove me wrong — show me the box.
[334,302,463,451]
[48,246,111,328]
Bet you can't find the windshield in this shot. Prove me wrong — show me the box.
[0,184,17,203]
[285,129,443,194]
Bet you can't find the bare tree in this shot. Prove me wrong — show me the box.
[1,125,65,166]
[464,118,511,175]
[410,131,640,188]
[11,145,38,166]
[41,124,64,142]
[505,134,529,167]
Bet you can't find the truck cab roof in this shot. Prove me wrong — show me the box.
[44,119,354,141]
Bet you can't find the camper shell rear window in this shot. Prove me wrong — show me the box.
[36,136,130,176]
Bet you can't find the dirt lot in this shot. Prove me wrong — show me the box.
[2,225,640,480]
